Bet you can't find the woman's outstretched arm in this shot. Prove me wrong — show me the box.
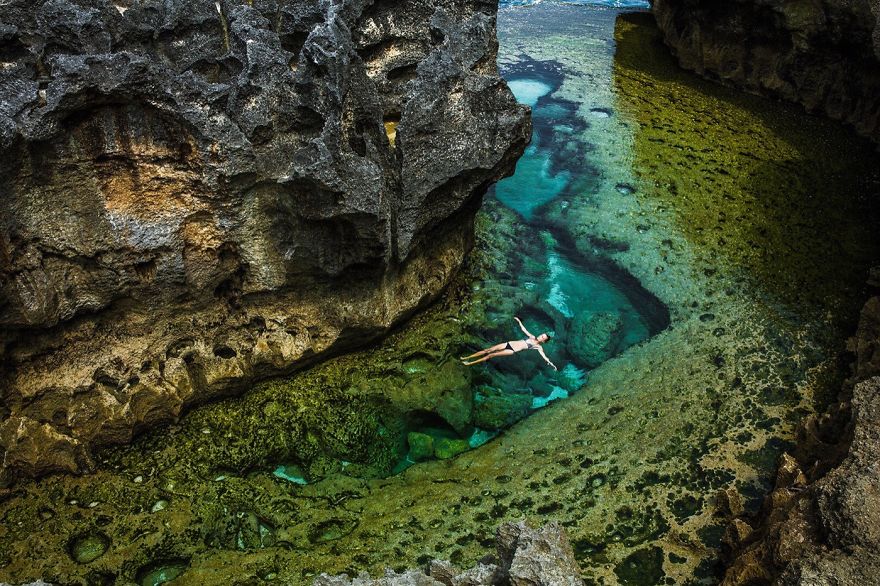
[536,347,558,371]
[514,316,533,338]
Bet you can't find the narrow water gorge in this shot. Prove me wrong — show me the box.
[2,2,880,586]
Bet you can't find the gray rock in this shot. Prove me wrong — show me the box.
[426,560,460,585]
[0,0,529,484]
[450,564,503,586]
[315,522,582,586]
[497,522,583,586]
[815,376,880,553]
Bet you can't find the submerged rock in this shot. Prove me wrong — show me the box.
[567,311,625,369]
[407,432,435,462]
[433,438,470,460]
[68,533,109,565]
[473,387,532,430]
[0,0,529,484]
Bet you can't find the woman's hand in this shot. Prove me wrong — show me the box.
[514,316,532,337]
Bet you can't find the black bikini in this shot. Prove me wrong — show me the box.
[507,339,537,353]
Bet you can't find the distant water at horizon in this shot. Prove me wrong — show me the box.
[499,0,651,9]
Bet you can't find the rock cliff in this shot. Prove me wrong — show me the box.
[720,280,880,585]
[0,0,529,484]
[652,0,880,143]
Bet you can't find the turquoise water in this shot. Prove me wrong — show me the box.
[443,48,666,464]
[387,60,668,467]
[506,78,553,107]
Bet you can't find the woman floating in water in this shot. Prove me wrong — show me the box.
[461,317,558,370]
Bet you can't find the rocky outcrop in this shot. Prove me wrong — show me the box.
[0,0,529,484]
[652,0,880,144]
[720,287,880,585]
[314,522,584,586]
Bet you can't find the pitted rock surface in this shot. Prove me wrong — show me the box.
[0,0,529,484]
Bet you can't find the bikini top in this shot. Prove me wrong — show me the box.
[523,338,538,349]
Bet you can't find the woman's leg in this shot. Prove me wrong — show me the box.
[462,349,515,365]
[461,343,508,360]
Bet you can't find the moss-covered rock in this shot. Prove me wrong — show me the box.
[567,311,625,368]
[434,438,471,460]
[473,387,533,430]
[391,361,474,435]
[407,433,435,462]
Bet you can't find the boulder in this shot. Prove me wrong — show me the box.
[473,387,532,430]
[434,438,470,460]
[567,311,625,369]
[496,522,584,586]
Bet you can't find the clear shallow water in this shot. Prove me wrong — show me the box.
[506,78,553,107]
[2,4,880,586]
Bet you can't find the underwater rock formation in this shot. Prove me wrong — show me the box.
[652,0,880,143]
[720,291,880,585]
[0,0,529,484]
[567,311,624,369]
[314,522,584,586]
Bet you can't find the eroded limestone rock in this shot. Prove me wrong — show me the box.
[0,0,529,484]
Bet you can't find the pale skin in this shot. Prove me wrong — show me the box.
[460,317,558,370]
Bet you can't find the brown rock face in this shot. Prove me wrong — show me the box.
[720,294,880,585]
[652,0,880,144]
[0,0,530,485]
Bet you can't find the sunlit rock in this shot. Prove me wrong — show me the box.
[0,0,529,483]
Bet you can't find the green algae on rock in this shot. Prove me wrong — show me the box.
[69,533,110,565]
